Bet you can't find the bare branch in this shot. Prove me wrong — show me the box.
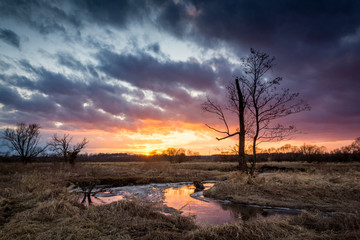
[216,132,240,140]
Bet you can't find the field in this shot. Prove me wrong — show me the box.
[0,160,359,239]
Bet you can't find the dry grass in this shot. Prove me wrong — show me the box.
[205,163,360,212]
[1,161,360,239]
[0,161,231,239]
[60,161,229,186]
[0,161,231,188]
[0,169,197,240]
[188,212,360,240]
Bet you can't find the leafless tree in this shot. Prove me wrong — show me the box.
[48,133,71,162]
[48,133,88,164]
[299,143,326,155]
[162,148,186,163]
[240,48,311,175]
[1,123,46,163]
[202,78,250,172]
[68,138,88,164]
[335,137,360,154]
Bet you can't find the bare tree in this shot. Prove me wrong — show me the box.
[162,148,186,163]
[1,123,46,163]
[299,143,326,155]
[240,48,310,175]
[48,133,88,164]
[202,78,250,172]
[335,137,360,154]
[48,133,71,162]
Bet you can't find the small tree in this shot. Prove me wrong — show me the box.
[48,133,88,164]
[240,48,310,175]
[48,133,71,162]
[342,137,360,154]
[299,143,326,155]
[1,123,46,163]
[162,148,186,163]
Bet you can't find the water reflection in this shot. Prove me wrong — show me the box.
[76,182,301,225]
[164,183,252,225]
[163,183,300,225]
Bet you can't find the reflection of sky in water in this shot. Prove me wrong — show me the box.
[164,183,242,226]
[80,182,301,225]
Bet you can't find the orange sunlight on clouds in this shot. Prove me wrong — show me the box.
[46,120,355,155]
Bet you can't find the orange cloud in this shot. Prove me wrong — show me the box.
[42,119,356,155]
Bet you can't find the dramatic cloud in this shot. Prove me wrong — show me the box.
[0,0,359,153]
[0,28,20,48]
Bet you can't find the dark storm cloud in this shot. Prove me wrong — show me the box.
[148,0,360,80]
[0,28,20,48]
[73,0,147,28]
[0,0,81,35]
[0,44,233,129]
[152,0,193,39]
[146,43,161,54]
[56,53,100,79]
[0,83,56,113]
[150,0,360,139]
[97,49,227,95]
[152,0,360,49]
[95,48,241,123]
[0,59,179,130]
[57,53,88,73]
[298,47,360,123]
[0,60,11,71]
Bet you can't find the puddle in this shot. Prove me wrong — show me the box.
[163,183,301,225]
[74,181,301,226]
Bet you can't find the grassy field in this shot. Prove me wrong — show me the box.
[205,162,360,212]
[0,161,359,239]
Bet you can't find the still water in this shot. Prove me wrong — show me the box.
[163,183,301,225]
[79,182,301,226]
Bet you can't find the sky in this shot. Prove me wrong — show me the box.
[0,0,359,155]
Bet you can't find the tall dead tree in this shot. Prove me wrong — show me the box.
[1,123,46,163]
[48,133,88,164]
[240,48,310,175]
[202,78,250,172]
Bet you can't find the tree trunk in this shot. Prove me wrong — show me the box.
[251,138,257,176]
[250,74,260,177]
[235,78,248,172]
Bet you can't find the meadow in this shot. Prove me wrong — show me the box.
[0,160,359,239]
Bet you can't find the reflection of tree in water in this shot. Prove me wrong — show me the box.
[78,181,106,206]
[220,203,267,221]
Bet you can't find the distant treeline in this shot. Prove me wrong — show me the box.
[0,152,206,163]
[218,137,360,163]
[1,151,359,163]
[217,152,360,163]
[1,137,359,163]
